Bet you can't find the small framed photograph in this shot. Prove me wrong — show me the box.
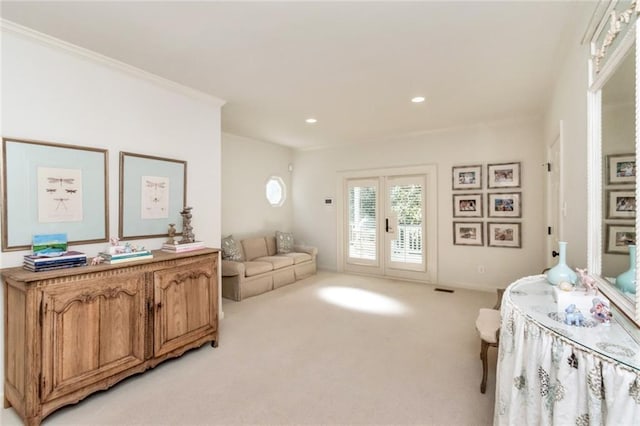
[487,192,521,218]
[453,193,483,217]
[487,222,521,248]
[452,165,482,190]
[487,162,521,189]
[605,224,636,254]
[453,222,483,246]
[606,189,636,219]
[607,154,636,185]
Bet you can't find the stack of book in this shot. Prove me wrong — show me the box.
[24,251,87,272]
[98,250,153,264]
[161,241,205,253]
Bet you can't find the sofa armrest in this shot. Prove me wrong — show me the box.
[293,245,318,258]
[222,260,245,277]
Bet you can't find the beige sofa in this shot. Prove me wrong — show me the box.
[221,235,317,301]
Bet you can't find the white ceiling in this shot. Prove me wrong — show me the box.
[1,1,593,150]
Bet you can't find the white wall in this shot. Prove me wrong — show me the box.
[221,132,294,239]
[0,24,223,396]
[542,4,593,270]
[293,118,546,291]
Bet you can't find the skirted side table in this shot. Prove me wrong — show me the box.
[495,275,640,425]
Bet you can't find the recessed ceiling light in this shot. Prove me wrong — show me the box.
[411,96,425,103]
[306,118,317,124]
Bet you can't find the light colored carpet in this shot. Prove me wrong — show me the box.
[2,271,498,425]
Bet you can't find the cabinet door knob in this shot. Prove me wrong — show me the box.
[552,250,559,258]
[156,302,162,309]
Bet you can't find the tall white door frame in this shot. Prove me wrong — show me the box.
[336,164,438,283]
[546,120,565,268]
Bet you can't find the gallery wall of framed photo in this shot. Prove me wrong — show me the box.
[452,161,522,248]
[603,153,636,255]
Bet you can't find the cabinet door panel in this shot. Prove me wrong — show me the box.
[41,272,146,401]
[100,293,139,365]
[154,258,217,357]
[60,299,100,380]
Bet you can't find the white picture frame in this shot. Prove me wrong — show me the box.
[605,224,636,254]
[487,222,521,248]
[487,192,521,218]
[607,153,636,185]
[453,193,483,218]
[487,162,521,189]
[453,221,484,246]
[606,189,636,219]
[452,165,482,190]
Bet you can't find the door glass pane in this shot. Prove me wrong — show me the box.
[348,183,377,261]
[389,183,423,264]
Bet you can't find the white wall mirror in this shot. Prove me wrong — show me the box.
[588,1,640,327]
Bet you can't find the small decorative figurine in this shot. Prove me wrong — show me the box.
[576,267,598,294]
[558,281,573,291]
[90,256,104,266]
[167,223,177,245]
[179,207,195,243]
[108,236,126,254]
[590,297,612,324]
[564,304,585,326]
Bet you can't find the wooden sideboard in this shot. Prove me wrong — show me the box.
[2,248,219,426]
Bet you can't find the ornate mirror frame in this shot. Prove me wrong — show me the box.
[587,0,640,327]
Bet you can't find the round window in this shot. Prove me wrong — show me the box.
[266,176,286,207]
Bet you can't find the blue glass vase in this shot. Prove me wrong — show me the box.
[546,241,578,285]
[616,244,637,294]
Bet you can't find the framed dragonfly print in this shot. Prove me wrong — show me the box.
[1,137,108,251]
[119,151,187,240]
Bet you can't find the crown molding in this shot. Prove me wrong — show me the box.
[1,19,226,108]
[582,0,615,45]
[591,0,640,74]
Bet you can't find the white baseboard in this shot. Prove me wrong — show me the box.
[317,268,501,293]
[436,280,502,293]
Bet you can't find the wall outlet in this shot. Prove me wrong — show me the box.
[478,265,486,274]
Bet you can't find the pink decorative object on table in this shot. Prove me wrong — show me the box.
[90,256,104,266]
[590,297,612,324]
[575,267,598,295]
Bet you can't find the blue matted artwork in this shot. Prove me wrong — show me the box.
[2,138,108,251]
[119,152,186,240]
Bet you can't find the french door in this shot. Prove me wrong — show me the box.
[385,175,425,272]
[341,166,437,282]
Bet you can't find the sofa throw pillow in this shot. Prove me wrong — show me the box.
[221,235,243,261]
[276,231,294,254]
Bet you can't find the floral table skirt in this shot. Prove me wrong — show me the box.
[495,276,640,425]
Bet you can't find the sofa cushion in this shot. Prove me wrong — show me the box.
[276,231,294,254]
[221,259,243,277]
[282,252,312,264]
[242,238,268,261]
[266,236,277,256]
[221,235,243,261]
[255,255,294,269]
[243,261,273,277]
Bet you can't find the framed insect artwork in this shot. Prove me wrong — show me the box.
[119,151,187,240]
[1,137,109,251]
